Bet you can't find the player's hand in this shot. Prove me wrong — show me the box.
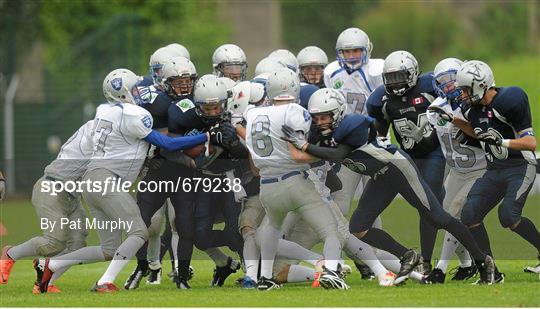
[427,105,454,122]
[281,124,308,150]
[219,122,240,148]
[401,120,426,143]
[375,136,391,148]
[0,180,5,201]
[477,131,503,146]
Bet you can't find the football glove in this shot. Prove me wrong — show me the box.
[281,124,308,150]
[427,105,454,122]
[401,120,427,143]
[219,122,240,148]
[477,131,503,146]
[375,136,392,148]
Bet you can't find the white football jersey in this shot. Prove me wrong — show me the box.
[86,103,153,182]
[427,97,486,172]
[44,120,94,181]
[245,103,311,178]
[323,59,384,116]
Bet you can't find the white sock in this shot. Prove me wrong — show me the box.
[205,247,228,267]
[455,243,472,268]
[277,239,322,266]
[258,223,281,279]
[49,246,105,272]
[322,235,342,271]
[97,237,145,284]
[48,266,68,285]
[344,235,387,277]
[243,233,260,281]
[372,216,383,229]
[286,264,315,283]
[7,240,38,260]
[436,231,460,273]
[147,234,161,264]
[171,231,179,262]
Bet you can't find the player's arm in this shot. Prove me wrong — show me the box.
[451,117,476,137]
[304,143,354,163]
[287,142,319,163]
[143,130,208,152]
[502,130,536,151]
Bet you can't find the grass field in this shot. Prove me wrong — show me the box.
[1,195,539,307]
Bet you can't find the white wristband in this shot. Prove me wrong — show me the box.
[501,139,510,148]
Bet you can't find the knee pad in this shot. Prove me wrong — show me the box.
[147,219,162,237]
[33,237,66,257]
[241,226,256,239]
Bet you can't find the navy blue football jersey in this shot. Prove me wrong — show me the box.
[133,85,174,130]
[464,87,536,169]
[367,73,439,158]
[139,74,154,87]
[332,114,372,148]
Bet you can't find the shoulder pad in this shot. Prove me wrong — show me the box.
[367,58,384,77]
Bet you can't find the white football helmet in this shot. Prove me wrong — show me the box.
[265,68,300,103]
[158,56,197,99]
[307,88,347,135]
[382,50,419,96]
[228,81,251,125]
[249,82,266,105]
[336,27,372,70]
[218,76,237,91]
[455,60,495,106]
[149,47,176,85]
[268,49,299,72]
[166,43,190,59]
[193,74,229,124]
[212,44,248,82]
[297,46,328,86]
[254,57,287,76]
[433,58,463,100]
[102,68,141,104]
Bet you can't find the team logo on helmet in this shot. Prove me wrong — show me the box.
[111,78,123,91]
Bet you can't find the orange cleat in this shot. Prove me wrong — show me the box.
[0,245,15,284]
[32,284,62,294]
[312,271,321,288]
[90,282,119,293]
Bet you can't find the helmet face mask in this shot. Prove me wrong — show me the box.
[212,44,248,82]
[383,69,413,96]
[300,65,325,85]
[194,74,230,125]
[164,75,195,99]
[455,60,494,107]
[337,48,366,70]
[433,70,461,101]
[195,99,228,125]
[218,62,247,82]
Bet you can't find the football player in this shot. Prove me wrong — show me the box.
[421,58,484,284]
[297,46,328,88]
[212,44,248,82]
[367,50,444,272]
[34,68,209,293]
[281,87,497,285]
[244,68,347,290]
[449,60,539,284]
[0,122,92,293]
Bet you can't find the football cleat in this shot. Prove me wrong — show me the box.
[450,265,477,281]
[175,276,191,289]
[312,271,321,288]
[475,255,496,285]
[340,264,352,279]
[124,263,149,290]
[91,282,119,293]
[32,284,61,294]
[421,268,445,284]
[241,276,257,289]
[354,261,375,280]
[378,271,397,287]
[524,254,540,274]
[416,260,432,275]
[146,267,162,285]
[188,265,194,281]
[210,257,241,287]
[394,249,421,285]
[473,268,504,285]
[0,246,15,284]
[319,266,350,290]
[33,258,54,293]
[257,277,281,291]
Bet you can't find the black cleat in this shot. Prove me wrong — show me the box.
[450,265,477,281]
[146,267,161,285]
[33,258,54,294]
[124,262,148,290]
[257,277,281,291]
[354,261,375,280]
[395,249,421,285]
[210,257,240,287]
[421,268,445,284]
[175,275,191,289]
[474,255,496,285]
[416,260,432,275]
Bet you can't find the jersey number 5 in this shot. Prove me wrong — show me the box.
[393,113,432,150]
[251,115,273,157]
